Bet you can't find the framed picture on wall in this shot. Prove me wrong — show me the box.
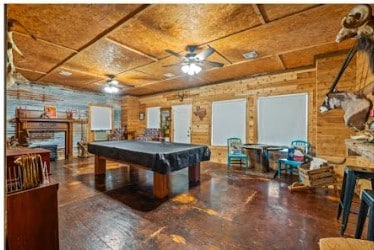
[139,112,145,120]
[44,105,57,118]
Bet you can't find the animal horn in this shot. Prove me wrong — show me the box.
[342,5,372,29]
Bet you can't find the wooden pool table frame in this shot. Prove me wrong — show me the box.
[94,154,201,199]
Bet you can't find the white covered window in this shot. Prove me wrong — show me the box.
[257,93,308,146]
[211,99,246,146]
[146,107,160,128]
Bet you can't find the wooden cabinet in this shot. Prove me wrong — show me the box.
[6,181,59,250]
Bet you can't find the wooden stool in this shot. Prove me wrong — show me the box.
[355,189,374,240]
[319,237,374,250]
[337,166,374,236]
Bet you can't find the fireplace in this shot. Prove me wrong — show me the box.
[15,108,86,160]
[30,144,58,161]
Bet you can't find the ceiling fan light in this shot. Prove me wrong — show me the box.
[111,86,119,93]
[104,85,119,94]
[181,65,189,73]
[187,68,194,76]
[182,63,202,76]
[104,86,112,93]
[189,63,201,75]
[110,79,119,85]
[194,64,202,74]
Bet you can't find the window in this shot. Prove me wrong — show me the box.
[90,105,112,131]
[146,107,160,128]
[257,93,308,146]
[211,99,246,146]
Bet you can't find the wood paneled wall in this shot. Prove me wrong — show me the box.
[121,51,372,166]
[6,83,121,158]
[123,68,317,164]
[356,51,374,91]
[316,53,357,162]
[121,96,144,133]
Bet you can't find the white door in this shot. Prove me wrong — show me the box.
[172,104,192,143]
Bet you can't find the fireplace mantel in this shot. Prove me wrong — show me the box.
[15,109,86,160]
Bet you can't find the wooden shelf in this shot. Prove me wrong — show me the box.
[17,117,86,124]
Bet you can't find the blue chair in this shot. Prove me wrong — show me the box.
[227,138,249,170]
[277,140,310,182]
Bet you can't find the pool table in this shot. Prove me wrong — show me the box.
[88,140,211,198]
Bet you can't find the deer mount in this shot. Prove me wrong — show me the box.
[193,106,207,120]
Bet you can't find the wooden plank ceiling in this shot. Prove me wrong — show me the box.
[7,4,359,96]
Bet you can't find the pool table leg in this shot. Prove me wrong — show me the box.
[189,163,201,186]
[153,173,169,199]
[94,155,106,175]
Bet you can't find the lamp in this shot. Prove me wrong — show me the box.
[181,63,202,76]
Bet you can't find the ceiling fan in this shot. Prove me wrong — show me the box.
[98,75,134,94]
[163,45,224,75]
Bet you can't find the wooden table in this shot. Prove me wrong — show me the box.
[242,144,286,172]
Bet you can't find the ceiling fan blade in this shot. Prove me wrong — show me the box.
[92,79,106,86]
[165,49,184,58]
[201,60,224,68]
[118,83,134,88]
[162,62,186,67]
[196,47,215,60]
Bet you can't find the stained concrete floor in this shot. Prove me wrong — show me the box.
[53,157,360,249]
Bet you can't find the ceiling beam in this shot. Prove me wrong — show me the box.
[15,67,47,75]
[278,40,351,56]
[105,37,158,62]
[59,66,107,79]
[13,31,78,53]
[276,55,286,70]
[252,4,267,25]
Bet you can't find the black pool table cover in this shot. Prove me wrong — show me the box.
[88,140,211,174]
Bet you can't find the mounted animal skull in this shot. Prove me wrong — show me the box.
[6,19,35,89]
[336,5,374,42]
[336,5,374,72]
[322,91,372,130]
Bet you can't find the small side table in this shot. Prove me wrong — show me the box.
[355,189,374,240]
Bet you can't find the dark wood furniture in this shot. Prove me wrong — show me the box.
[6,181,59,250]
[6,148,51,175]
[242,144,286,172]
[88,140,210,199]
